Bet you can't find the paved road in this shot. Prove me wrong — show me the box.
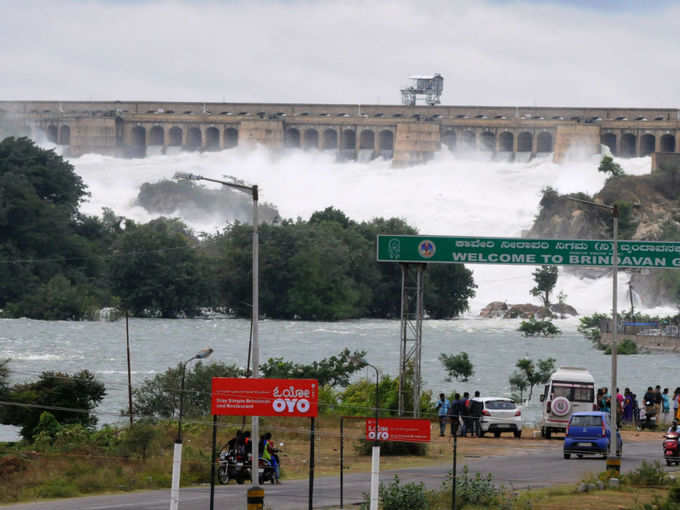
[2,440,671,510]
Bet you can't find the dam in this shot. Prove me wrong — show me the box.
[1,100,679,164]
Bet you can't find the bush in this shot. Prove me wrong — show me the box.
[518,318,561,336]
[604,338,638,355]
[625,461,670,486]
[119,422,158,460]
[443,466,501,507]
[361,475,427,510]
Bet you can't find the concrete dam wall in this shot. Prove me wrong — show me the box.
[2,100,679,164]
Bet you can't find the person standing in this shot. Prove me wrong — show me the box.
[471,390,483,437]
[673,388,680,421]
[448,393,462,437]
[623,388,633,424]
[436,393,451,437]
[461,392,472,437]
[662,388,671,425]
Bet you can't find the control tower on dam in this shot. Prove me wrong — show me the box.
[1,100,679,164]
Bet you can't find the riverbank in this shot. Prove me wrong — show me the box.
[601,332,680,352]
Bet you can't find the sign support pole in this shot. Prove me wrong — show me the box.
[340,417,344,508]
[309,417,315,510]
[210,415,217,510]
[451,433,457,510]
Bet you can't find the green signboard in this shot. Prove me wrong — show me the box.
[376,235,680,269]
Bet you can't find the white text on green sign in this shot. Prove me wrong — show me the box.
[376,235,680,269]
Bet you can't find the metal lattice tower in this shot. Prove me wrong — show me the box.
[398,263,425,417]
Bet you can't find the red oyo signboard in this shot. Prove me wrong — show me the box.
[365,418,431,443]
[211,378,318,417]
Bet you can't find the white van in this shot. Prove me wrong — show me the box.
[539,367,596,439]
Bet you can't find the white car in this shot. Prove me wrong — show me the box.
[475,397,522,438]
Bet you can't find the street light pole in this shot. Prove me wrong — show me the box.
[174,172,260,485]
[170,347,213,510]
[566,197,620,454]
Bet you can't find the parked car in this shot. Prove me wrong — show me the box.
[475,397,522,438]
[563,411,622,459]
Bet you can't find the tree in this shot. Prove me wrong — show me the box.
[518,317,561,336]
[0,369,105,441]
[530,265,558,309]
[426,264,476,319]
[438,352,474,382]
[0,137,103,317]
[259,348,367,387]
[131,361,243,419]
[109,217,207,318]
[508,372,529,402]
[513,358,555,400]
[0,359,8,397]
[598,155,624,177]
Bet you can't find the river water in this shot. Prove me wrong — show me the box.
[1,146,676,440]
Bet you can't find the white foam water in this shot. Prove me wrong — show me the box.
[67,145,664,316]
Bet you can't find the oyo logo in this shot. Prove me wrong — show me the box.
[272,385,313,414]
[272,398,311,414]
[367,430,390,440]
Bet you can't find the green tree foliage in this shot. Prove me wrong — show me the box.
[598,155,624,177]
[0,358,8,396]
[0,368,105,441]
[604,338,638,355]
[131,361,243,419]
[508,372,529,402]
[335,364,432,418]
[0,137,108,318]
[438,352,474,382]
[518,317,561,336]
[530,264,558,308]
[512,357,555,400]
[0,142,476,322]
[213,210,475,320]
[259,348,367,387]
[109,217,207,318]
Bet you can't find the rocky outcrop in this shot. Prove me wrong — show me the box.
[480,301,577,319]
[526,168,680,308]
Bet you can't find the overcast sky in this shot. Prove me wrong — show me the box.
[2,0,679,107]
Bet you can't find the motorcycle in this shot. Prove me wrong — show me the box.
[664,431,680,466]
[217,448,250,485]
[217,448,280,485]
[641,401,658,430]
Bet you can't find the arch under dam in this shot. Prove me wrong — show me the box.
[1,101,679,164]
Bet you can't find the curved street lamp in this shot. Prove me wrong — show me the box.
[174,171,261,486]
[170,347,213,510]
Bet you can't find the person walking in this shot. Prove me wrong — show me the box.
[436,393,451,437]
[673,388,680,421]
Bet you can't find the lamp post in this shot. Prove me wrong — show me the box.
[170,347,213,510]
[174,171,260,485]
[566,196,619,454]
[365,362,380,510]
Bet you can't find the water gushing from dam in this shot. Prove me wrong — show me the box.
[66,145,665,316]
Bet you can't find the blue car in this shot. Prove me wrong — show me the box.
[563,411,622,459]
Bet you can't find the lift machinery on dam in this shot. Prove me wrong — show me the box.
[1,98,679,165]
